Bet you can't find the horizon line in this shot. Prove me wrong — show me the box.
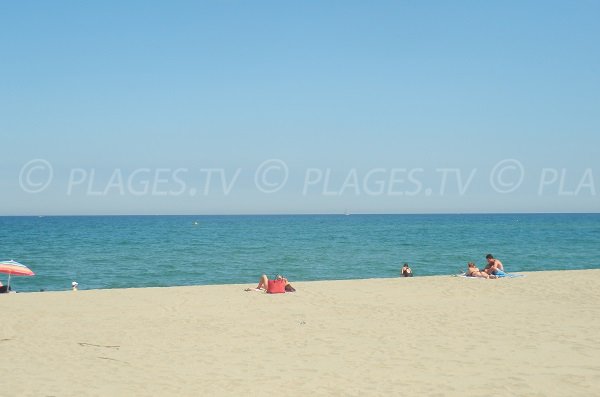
[1,211,598,217]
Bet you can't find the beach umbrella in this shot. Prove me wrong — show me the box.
[0,260,35,292]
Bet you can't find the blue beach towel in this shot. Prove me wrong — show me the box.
[453,272,525,278]
[499,273,525,278]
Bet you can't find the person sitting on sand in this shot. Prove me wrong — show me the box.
[484,254,506,276]
[0,281,11,293]
[247,274,295,293]
[401,263,413,277]
[466,262,497,279]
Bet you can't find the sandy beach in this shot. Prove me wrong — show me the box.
[1,270,599,396]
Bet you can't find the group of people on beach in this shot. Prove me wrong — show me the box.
[400,254,505,279]
[249,254,505,294]
[465,254,505,279]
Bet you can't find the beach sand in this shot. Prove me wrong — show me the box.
[1,270,599,396]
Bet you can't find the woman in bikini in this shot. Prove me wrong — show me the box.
[466,262,497,279]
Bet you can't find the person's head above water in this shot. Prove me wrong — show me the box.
[402,263,409,268]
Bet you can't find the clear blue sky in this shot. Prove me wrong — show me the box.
[2,1,599,215]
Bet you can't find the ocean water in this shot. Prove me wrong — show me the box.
[1,214,599,292]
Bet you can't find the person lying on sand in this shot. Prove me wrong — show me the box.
[245,274,296,293]
[466,262,497,279]
[484,254,506,276]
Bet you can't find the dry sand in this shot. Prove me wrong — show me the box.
[1,270,599,396]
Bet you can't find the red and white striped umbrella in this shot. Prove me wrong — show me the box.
[0,260,35,291]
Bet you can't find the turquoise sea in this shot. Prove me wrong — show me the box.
[1,214,599,292]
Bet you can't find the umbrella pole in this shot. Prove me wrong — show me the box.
[7,273,11,292]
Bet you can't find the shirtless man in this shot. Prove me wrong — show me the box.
[484,254,505,275]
